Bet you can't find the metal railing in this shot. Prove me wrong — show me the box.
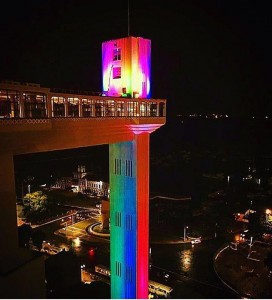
[0,92,166,120]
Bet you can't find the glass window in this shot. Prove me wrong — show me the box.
[127,101,138,116]
[67,97,79,117]
[0,89,20,118]
[140,102,147,116]
[24,92,47,118]
[82,98,93,117]
[105,100,115,116]
[113,67,121,79]
[116,101,124,116]
[52,96,65,117]
[95,100,106,117]
[113,47,121,61]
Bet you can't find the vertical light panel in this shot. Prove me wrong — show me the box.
[136,133,150,299]
[109,141,137,299]
[106,35,153,300]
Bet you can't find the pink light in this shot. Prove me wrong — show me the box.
[126,124,163,135]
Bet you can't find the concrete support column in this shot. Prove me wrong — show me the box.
[109,131,150,299]
[0,152,46,299]
[135,133,150,299]
[109,140,136,299]
[0,152,18,256]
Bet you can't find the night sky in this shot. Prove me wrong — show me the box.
[1,0,272,117]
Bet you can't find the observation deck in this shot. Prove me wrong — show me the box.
[0,81,166,155]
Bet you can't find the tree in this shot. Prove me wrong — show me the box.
[23,191,48,218]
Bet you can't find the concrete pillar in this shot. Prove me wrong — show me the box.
[109,132,150,299]
[0,152,46,299]
[135,133,150,299]
[0,152,19,255]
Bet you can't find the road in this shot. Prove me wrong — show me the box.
[34,208,239,298]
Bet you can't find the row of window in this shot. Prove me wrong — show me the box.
[0,90,165,118]
[115,212,133,231]
[114,159,122,175]
[115,262,133,283]
[115,211,122,227]
[114,159,133,177]
[125,160,133,177]
[116,261,122,277]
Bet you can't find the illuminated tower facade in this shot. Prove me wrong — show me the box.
[103,36,152,298]
[0,36,165,299]
[102,36,151,98]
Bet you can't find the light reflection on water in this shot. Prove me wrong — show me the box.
[179,248,193,272]
[150,238,231,284]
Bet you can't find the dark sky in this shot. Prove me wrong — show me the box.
[1,0,272,117]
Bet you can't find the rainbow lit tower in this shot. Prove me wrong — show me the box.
[102,36,151,98]
[103,36,153,298]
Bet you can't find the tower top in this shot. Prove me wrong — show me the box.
[102,36,151,99]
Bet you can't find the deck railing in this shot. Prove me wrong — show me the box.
[0,88,166,119]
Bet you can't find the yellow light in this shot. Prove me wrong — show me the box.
[266,209,271,215]
[74,237,81,247]
[180,249,192,272]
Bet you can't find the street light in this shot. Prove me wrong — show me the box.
[248,236,253,258]
[184,226,188,241]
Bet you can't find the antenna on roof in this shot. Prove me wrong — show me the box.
[128,0,130,36]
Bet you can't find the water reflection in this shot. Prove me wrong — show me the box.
[179,248,193,272]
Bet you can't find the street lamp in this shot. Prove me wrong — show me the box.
[248,236,253,258]
[184,226,188,241]
[215,222,218,238]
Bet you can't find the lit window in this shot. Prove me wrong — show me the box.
[113,47,121,61]
[113,67,121,79]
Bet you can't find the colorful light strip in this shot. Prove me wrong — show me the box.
[106,36,152,299]
[136,133,150,299]
[109,141,137,298]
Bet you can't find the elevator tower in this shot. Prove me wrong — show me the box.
[103,36,154,298]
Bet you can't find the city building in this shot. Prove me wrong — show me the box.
[51,164,109,197]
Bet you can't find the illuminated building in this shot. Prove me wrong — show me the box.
[0,35,166,299]
[102,36,151,99]
[104,36,160,298]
